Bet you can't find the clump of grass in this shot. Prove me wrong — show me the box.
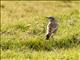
[14,21,30,32]
[1,38,21,50]
[19,36,53,51]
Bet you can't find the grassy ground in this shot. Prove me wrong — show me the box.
[1,1,80,60]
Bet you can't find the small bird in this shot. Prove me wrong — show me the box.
[46,16,58,40]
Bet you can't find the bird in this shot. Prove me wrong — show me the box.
[46,16,58,40]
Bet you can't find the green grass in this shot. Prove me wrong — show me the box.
[1,1,80,60]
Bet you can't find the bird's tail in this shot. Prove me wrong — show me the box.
[46,34,50,40]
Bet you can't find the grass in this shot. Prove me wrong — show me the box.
[1,48,80,60]
[1,1,80,60]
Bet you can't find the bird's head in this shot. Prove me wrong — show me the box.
[46,16,55,22]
